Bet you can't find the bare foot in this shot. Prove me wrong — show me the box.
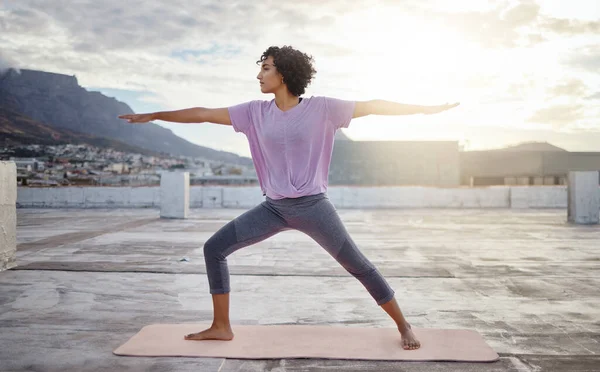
[184,325,234,341]
[399,323,421,350]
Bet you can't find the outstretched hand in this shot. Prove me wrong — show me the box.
[424,102,460,115]
[118,113,154,124]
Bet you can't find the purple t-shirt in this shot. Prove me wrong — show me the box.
[228,96,355,200]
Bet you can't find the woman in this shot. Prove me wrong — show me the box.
[119,45,459,351]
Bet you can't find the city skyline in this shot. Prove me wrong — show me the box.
[1,0,599,157]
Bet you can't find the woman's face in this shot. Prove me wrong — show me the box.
[257,56,283,94]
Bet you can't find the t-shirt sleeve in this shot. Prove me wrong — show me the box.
[324,97,356,130]
[227,101,255,134]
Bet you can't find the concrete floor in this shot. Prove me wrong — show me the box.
[1,207,599,371]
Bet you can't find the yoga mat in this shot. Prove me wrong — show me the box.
[114,324,499,362]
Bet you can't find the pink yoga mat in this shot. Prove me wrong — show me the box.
[114,324,499,362]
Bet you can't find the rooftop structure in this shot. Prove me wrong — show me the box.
[1,207,598,371]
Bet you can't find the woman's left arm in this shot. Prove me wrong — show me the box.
[352,100,459,118]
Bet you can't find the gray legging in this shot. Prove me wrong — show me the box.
[203,193,395,305]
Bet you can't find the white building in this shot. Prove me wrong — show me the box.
[10,158,44,171]
[104,163,129,174]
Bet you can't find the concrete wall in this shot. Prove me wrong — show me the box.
[16,185,600,209]
[509,186,568,209]
[160,172,189,219]
[1,162,17,271]
[568,171,600,224]
[17,187,161,208]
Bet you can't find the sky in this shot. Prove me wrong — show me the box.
[1,0,599,157]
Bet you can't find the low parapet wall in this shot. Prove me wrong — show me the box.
[15,185,594,209]
[1,162,17,271]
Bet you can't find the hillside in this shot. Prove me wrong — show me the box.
[495,142,567,152]
[0,104,165,156]
[0,68,253,166]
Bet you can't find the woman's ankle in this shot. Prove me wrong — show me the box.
[397,322,411,332]
[211,321,232,329]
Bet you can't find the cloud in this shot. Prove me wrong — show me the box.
[0,1,360,83]
[502,1,540,27]
[527,104,586,128]
[525,33,546,45]
[540,17,600,36]
[432,1,542,48]
[0,7,52,37]
[430,1,599,49]
[2,0,361,54]
[564,45,600,73]
[547,79,588,98]
[585,92,600,100]
[0,50,19,74]
[42,1,242,52]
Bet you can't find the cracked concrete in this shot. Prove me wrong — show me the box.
[0,208,599,371]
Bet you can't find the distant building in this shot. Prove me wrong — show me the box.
[104,163,129,174]
[187,167,213,177]
[461,142,600,186]
[330,141,460,186]
[334,130,351,141]
[330,140,600,187]
[10,157,44,171]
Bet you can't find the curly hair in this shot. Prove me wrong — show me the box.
[257,46,317,97]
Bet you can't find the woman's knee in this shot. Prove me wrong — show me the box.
[203,235,220,260]
[203,222,237,260]
[335,239,373,275]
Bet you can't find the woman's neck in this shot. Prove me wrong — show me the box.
[274,90,300,112]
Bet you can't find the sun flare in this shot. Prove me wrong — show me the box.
[332,11,474,140]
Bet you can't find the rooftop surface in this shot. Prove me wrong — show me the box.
[1,207,599,371]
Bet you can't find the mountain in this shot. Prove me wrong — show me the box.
[0,68,253,166]
[0,103,166,156]
[494,142,567,152]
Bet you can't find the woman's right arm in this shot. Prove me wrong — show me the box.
[119,107,232,126]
